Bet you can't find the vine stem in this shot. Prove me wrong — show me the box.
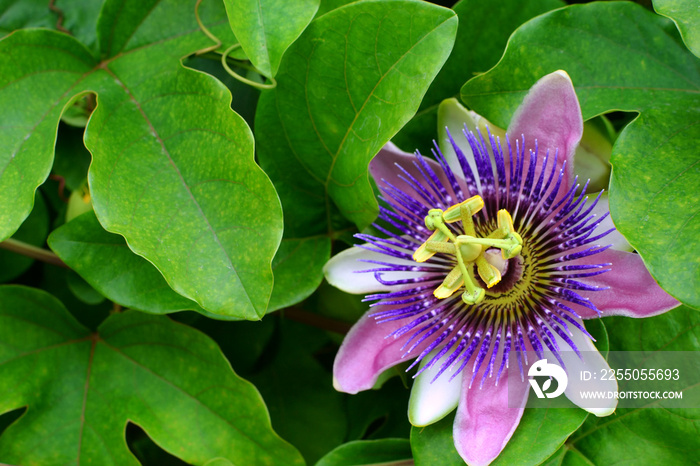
[0,242,353,334]
[48,0,69,34]
[283,308,351,335]
[0,238,68,268]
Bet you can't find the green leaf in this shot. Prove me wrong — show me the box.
[256,0,458,236]
[393,0,563,154]
[56,0,103,55]
[540,444,590,466]
[0,0,57,35]
[491,405,587,466]
[0,286,304,465]
[491,407,588,466]
[268,236,330,312]
[87,65,281,320]
[204,458,234,466]
[0,192,48,282]
[223,0,319,78]
[563,306,700,465]
[345,376,412,440]
[460,2,700,309]
[249,319,346,464]
[654,0,700,58]
[47,211,216,316]
[66,270,106,305]
[315,0,356,18]
[40,266,112,331]
[316,439,412,466]
[410,412,462,466]
[0,31,94,241]
[0,1,283,319]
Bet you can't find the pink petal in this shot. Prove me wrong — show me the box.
[370,142,456,207]
[507,70,583,198]
[453,362,529,466]
[333,307,431,394]
[569,248,680,319]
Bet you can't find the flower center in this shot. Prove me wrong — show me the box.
[412,195,523,305]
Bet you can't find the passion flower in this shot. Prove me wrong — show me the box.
[324,71,679,465]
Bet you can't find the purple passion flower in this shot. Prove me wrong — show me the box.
[324,71,679,465]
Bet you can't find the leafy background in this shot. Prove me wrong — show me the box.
[0,0,697,465]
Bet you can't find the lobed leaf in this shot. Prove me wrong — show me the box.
[0,286,303,465]
[48,211,217,317]
[0,0,283,319]
[256,0,458,236]
[0,30,94,241]
[86,65,281,319]
[460,2,700,309]
[253,0,457,307]
[223,0,319,78]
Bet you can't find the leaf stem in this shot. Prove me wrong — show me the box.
[283,307,351,335]
[0,238,68,268]
[48,0,69,34]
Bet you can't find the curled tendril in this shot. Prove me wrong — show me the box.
[194,0,221,55]
[221,44,277,90]
[194,0,277,90]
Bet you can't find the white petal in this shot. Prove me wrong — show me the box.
[408,349,462,426]
[437,98,506,192]
[323,245,427,294]
[551,322,618,416]
[583,192,633,252]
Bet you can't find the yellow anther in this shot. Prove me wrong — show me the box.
[497,209,516,233]
[425,241,457,255]
[476,255,502,288]
[413,229,449,262]
[434,266,464,299]
[443,195,484,223]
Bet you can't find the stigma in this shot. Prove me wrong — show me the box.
[412,195,523,305]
